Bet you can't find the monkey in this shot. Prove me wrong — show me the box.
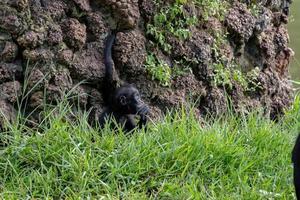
[99,30,149,132]
[292,134,300,200]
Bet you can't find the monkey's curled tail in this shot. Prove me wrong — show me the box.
[104,31,117,83]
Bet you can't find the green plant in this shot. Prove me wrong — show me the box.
[244,0,263,17]
[71,6,86,18]
[212,62,233,89]
[144,54,196,86]
[232,67,248,89]
[0,96,299,199]
[209,29,261,92]
[245,67,262,91]
[145,54,172,86]
[248,3,260,17]
[172,58,194,77]
[194,0,228,21]
[146,1,197,53]
[212,61,261,91]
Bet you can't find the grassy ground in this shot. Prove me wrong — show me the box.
[0,97,299,199]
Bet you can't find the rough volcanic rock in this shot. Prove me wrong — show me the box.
[254,7,273,34]
[62,18,87,50]
[225,2,256,41]
[47,25,63,45]
[0,63,23,83]
[0,81,22,103]
[272,12,289,27]
[275,47,294,76]
[244,24,293,76]
[49,68,73,91]
[6,0,29,11]
[42,0,67,20]
[88,87,104,124]
[27,68,46,91]
[100,0,140,29]
[23,48,54,62]
[0,6,27,37]
[153,88,186,111]
[70,42,105,82]
[88,105,103,126]
[57,49,74,66]
[114,30,147,76]
[139,0,157,22]
[258,67,293,119]
[172,72,207,107]
[0,100,17,130]
[168,29,213,81]
[17,31,45,49]
[148,105,162,122]
[0,0,295,125]
[70,85,90,107]
[86,12,108,40]
[28,91,44,109]
[73,0,91,11]
[201,87,227,115]
[89,88,103,107]
[0,41,18,62]
[148,73,206,112]
[45,84,64,103]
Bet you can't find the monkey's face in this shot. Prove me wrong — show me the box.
[114,85,147,115]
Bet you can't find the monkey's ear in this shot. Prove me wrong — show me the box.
[119,95,127,105]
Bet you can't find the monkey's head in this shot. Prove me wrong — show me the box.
[112,84,148,115]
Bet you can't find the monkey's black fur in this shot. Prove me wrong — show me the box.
[99,31,149,132]
[293,134,300,200]
[104,31,116,86]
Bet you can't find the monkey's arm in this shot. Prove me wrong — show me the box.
[293,135,300,164]
[104,31,116,82]
[123,115,136,132]
[293,135,300,199]
[138,105,149,128]
[98,108,112,128]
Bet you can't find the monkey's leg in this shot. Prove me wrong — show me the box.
[293,135,300,199]
[123,115,136,132]
[138,114,148,129]
[98,109,111,128]
[294,164,300,200]
[138,105,149,129]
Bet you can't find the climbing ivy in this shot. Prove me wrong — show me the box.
[146,0,197,53]
[145,54,172,87]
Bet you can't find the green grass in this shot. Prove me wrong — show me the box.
[0,96,299,199]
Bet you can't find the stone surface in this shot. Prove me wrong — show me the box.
[225,2,256,41]
[62,18,87,50]
[0,0,294,126]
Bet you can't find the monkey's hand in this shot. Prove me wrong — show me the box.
[138,105,149,128]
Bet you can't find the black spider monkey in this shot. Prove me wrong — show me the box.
[99,30,149,132]
[293,134,300,200]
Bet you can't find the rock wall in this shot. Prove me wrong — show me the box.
[0,0,294,126]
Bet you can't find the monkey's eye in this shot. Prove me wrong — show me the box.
[120,95,127,105]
